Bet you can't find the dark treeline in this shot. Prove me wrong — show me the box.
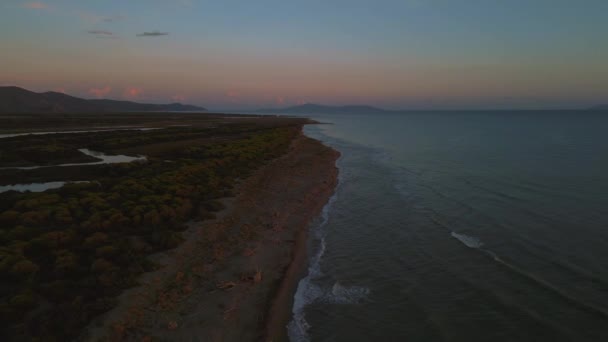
[0,117,305,341]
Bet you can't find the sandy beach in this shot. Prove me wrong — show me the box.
[81,126,339,341]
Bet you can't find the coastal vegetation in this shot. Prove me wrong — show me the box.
[0,114,308,341]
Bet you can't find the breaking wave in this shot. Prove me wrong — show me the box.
[451,232,484,248]
[288,153,370,342]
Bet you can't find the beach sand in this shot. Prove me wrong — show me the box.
[82,127,339,341]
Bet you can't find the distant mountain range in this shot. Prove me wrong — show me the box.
[0,86,205,113]
[257,103,390,114]
[260,103,608,113]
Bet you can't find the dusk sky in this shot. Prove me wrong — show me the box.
[1,0,607,110]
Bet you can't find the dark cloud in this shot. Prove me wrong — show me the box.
[136,31,169,37]
[87,30,113,36]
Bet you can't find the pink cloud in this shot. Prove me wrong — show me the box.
[275,96,285,105]
[54,87,66,94]
[171,94,186,102]
[123,87,144,99]
[88,86,111,98]
[296,99,308,105]
[23,2,47,9]
[225,90,240,103]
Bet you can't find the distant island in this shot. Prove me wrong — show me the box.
[257,103,390,114]
[0,86,206,113]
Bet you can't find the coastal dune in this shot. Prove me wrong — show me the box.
[84,127,339,341]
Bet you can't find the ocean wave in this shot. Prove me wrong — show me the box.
[287,150,371,341]
[449,231,608,319]
[488,252,608,319]
[451,232,484,248]
[288,279,371,342]
[327,281,370,304]
[288,159,340,342]
[288,277,322,341]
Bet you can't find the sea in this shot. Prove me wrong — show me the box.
[285,110,608,341]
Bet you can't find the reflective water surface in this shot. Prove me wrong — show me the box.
[291,111,608,342]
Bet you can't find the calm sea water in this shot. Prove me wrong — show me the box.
[289,111,608,341]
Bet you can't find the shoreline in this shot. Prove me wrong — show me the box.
[263,148,339,341]
[82,126,339,341]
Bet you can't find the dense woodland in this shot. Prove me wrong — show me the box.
[0,115,307,341]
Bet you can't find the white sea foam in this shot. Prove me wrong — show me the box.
[288,277,322,341]
[288,153,341,342]
[287,182,371,341]
[288,277,370,341]
[451,232,484,248]
[288,197,336,342]
[290,129,372,341]
[327,282,370,304]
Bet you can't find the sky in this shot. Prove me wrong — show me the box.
[1,0,607,110]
